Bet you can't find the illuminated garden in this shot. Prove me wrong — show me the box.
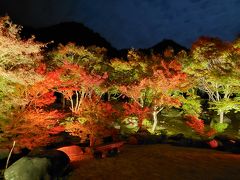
[1,16,240,179]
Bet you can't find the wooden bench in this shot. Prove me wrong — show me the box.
[93,141,125,158]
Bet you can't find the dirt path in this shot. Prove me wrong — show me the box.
[67,144,240,180]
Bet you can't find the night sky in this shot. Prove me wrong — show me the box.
[1,0,240,49]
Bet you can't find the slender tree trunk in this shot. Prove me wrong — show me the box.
[151,110,158,132]
[219,111,224,123]
[90,136,96,147]
[75,90,79,113]
[70,96,74,113]
[151,106,164,132]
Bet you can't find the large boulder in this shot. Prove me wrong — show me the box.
[4,149,70,180]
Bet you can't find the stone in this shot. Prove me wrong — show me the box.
[4,149,70,180]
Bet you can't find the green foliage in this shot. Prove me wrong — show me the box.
[141,87,154,107]
[108,58,148,84]
[209,99,240,114]
[210,122,228,133]
[47,43,107,74]
[161,108,182,117]
[120,116,139,134]
[179,37,240,122]
[180,89,202,116]
[61,116,88,125]
[106,86,121,100]
[107,50,150,85]
[0,76,23,124]
[142,119,152,129]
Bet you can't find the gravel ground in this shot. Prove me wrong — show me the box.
[67,144,240,180]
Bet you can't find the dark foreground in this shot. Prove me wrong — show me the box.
[67,144,240,180]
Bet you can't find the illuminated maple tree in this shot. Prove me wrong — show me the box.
[117,52,187,132]
[63,98,120,146]
[47,42,108,75]
[46,62,108,114]
[180,37,240,123]
[0,16,45,129]
[3,109,65,149]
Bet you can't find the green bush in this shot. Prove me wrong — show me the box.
[120,116,139,135]
[210,122,228,133]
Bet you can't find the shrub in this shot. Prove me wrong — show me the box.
[210,122,228,133]
[185,115,216,139]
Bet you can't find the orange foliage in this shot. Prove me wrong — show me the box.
[43,61,108,113]
[123,102,151,127]
[185,115,216,138]
[30,91,56,108]
[4,109,65,149]
[151,60,187,90]
[191,36,232,52]
[26,64,61,108]
[27,80,56,108]
[58,62,108,89]
[185,115,205,135]
[163,48,174,58]
[35,63,47,75]
[78,98,120,121]
[153,94,182,109]
[64,99,119,146]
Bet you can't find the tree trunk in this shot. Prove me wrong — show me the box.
[151,110,158,132]
[219,111,224,123]
[151,106,164,132]
[90,136,96,147]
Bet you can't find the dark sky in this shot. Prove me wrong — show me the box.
[1,0,240,49]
